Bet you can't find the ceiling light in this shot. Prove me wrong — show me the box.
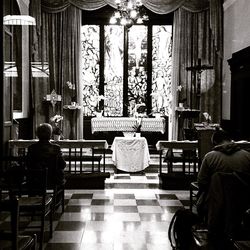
[110,0,148,28]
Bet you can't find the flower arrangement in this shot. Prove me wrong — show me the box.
[94,94,106,112]
[177,84,187,106]
[66,81,76,103]
[133,118,142,133]
[50,115,63,136]
[203,112,212,123]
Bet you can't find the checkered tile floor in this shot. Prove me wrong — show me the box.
[0,156,192,250]
[43,187,189,250]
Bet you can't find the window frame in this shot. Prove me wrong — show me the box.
[81,6,173,117]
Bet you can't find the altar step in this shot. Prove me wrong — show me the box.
[64,152,197,189]
[75,153,196,174]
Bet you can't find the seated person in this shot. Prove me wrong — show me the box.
[196,129,250,245]
[27,123,66,186]
[197,129,250,195]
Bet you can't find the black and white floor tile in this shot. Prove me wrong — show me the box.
[0,156,191,250]
[43,187,189,250]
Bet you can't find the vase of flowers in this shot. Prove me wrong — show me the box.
[202,112,212,126]
[50,114,63,140]
[133,118,142,137]
[66,81,76,105]
[94,94,105,117]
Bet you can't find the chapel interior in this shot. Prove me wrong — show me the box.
[1,0,250,249]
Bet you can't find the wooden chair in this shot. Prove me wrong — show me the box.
[26,155,65,214]
[0,198,37,250]
[0,156,26,200]
[18,168,53,250]
[192,172,250,249]
[190,181,199,211]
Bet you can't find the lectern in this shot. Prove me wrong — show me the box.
[176,108,200,140]
[194,123,220,166]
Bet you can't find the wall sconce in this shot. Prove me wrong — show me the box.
[4,15,36,25]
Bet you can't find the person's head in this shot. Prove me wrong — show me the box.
[211,129,232,146]
[36,123,52,141]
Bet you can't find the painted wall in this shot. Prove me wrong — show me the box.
[223,0,250,120]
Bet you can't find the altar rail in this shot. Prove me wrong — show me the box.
[8,140,109,174]
[156,140,199,174]
[91,117,166,134]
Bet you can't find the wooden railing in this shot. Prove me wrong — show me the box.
[156,140,199,174]
[8,140,109,174]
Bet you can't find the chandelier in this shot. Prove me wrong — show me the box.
[110,0,148,27]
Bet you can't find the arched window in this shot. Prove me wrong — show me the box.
[80,6,173,118]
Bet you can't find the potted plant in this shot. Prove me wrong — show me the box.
[94,95,105,117]
[133,118,142,137]
[202,112,212,126]
[66,81,77,106]
[50,115,64,140]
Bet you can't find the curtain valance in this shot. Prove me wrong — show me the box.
[41,0,209,14]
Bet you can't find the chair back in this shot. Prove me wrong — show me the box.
[27,155,59,189]
[26,168,48,197]
[1,156,26,185]
[207,172,250,239]
[0,198,19,249]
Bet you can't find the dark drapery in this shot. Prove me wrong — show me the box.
[41,0,209,14]
[30,0,222,140]
[30,0,81,139]
[171,6,222,139]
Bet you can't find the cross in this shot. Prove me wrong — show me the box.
[186,58,213,73]
[44,89,62,112]
[186,58,213,109]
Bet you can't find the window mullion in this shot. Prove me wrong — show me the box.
[99,25,105,110]
[147,25,152,115]
[123,26,129,117]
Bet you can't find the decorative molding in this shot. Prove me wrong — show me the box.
[223,0,237,11]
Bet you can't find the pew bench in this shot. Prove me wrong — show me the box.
[156,140,198,190]
[7,139,110,189]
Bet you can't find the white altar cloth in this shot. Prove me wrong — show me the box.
[111,137,150,172]
[91,117,166,134]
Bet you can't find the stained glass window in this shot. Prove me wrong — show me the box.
[80,25,100,116]
[152,25,172,116]
[104,26,124,116]
[128,26,148,116]
[80,24,172,117]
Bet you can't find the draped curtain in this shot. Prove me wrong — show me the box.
[30,0,222,140]
[30,0,81,139]
[171,6,223,139]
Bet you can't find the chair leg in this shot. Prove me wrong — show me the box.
[61,190,65,213]
[32,234,37,250]
[39,214,45,250]
[50,208,53,239]
[190,188,193,211]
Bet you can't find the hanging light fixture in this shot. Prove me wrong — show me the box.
[4,15,36,25]
[110,0,148,28]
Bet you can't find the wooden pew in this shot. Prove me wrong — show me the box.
[156,140,198,174]
[156,140,198,190]
[8,140,110,189]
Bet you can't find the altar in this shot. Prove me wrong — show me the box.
[111,137,150,172]
[91,117,166,134]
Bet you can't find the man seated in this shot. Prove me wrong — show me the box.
[27,123,66,186]
[196,129,250,247]
[197,129,250,195]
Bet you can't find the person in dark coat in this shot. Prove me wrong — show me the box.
[196,129,250,248]
[27,123,66,186]
[197,129,250,191]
